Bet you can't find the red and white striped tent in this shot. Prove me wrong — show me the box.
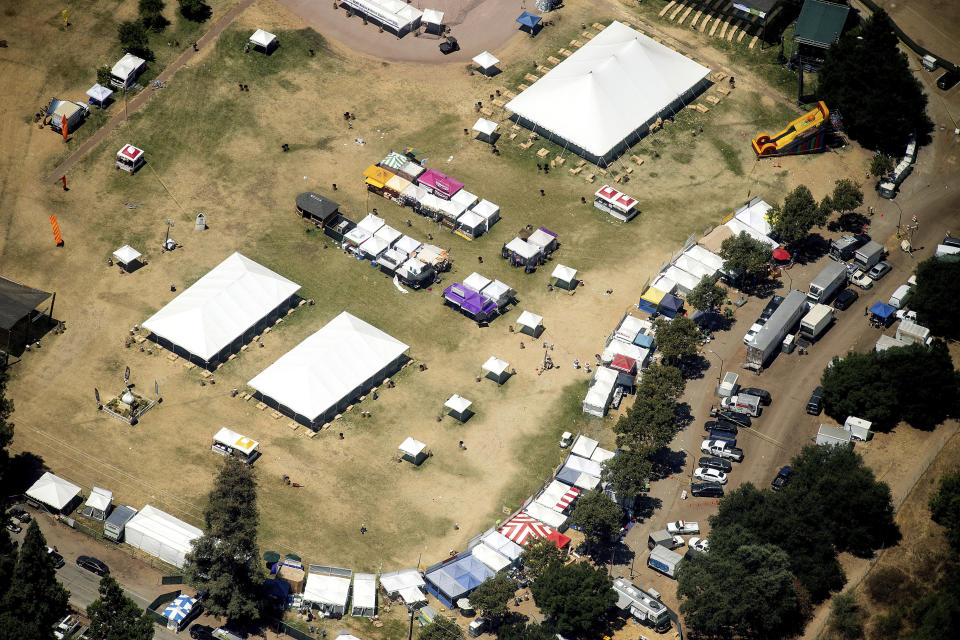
[499,512,569,548]
[535,479,581,512]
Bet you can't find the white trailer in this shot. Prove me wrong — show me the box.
[817,424,853,447]
[109,53,146,89]
[647,545,683,579]
[896,319,930,345]
[799,304,835,340]
[853,241,886,271]
[747,290,808,366]
[808,261,847,304]
[612,578,671,631]
[843,416,873,441]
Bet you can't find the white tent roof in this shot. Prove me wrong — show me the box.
[482,356,509,376]
[111,53,145,78]
[399,437,426,457]
[651,274,677,294]
[527,229,556,250]
[250,29,277,47]
[724,217,779,248]
[360,236,390,258]
[380,568,424,593]
[457,210,485,230]
[481,280,514,304]
[571,435,598,458]
[684,244,724,272]
[358,213,385,234]
[552,264,578,283]
[123,505,202,568]
[143,253,301,361]
[213,427,259,455]
[86,83,113,102]
[343,0,422,30]
[662,265,701,294]
[399,586,427,603]
[472,51,500,69]
[304,572,351,608]
[591,447,616,463]
[463,272,492,293]
[472,118,498,136]
[445,394,472,414]
[113,245,141,264]
[517,310,542,330]
[673,254,715,280]
[505,237,540,260]
[471,544,511,572]
[85,486,113,512]
[565,454,604,477]
[352,573,377,610]
[451,189,478,209]
[248,312,408,421]
[395,235,422,256]
[344,227,372,247]
[375,224,402,247]
[473,200,499,222]
[422,8,444,24]
[504,21,710,158]
[438,198,467,220]
[615,315,651,343]
[524,502,568,529]
[734,198,774,236]
[26,472,80,510]
[601,339,649,367]
[481,530,524,560]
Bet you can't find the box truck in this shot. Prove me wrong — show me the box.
[808,262,848,304]
[816,425,853,447]
[843,416,873,441]
[648,530,684,550]
[853,241,886,271]
[747,290,808,366]
[896,319,931,345]
[830,234,870,261]
[45,99,89,134]
[799,304,835,340]
[647,545,683,579]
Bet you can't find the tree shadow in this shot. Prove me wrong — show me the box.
[790,233,831,265]
[680,355,709,381]
[651,448,687,478]
[674,402,695,429]
[828,212,870,233]
[632,494,663,522]
[8,451,45,495]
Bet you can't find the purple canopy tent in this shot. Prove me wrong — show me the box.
[444,284,498,323]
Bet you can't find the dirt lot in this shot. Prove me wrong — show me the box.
[869,0,960,64]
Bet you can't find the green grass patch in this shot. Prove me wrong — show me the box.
[710,139,745,176]
[672,151,693,164]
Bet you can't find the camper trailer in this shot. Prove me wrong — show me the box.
[109,53,147,89]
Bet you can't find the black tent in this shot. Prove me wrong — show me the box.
[295,192,340,225]
[0,276,54,358]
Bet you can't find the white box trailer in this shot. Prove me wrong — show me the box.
[808,261,847,304]
[103,505,138,542]
[853,241,886,271]
[716,371,739,398]
[843,416,873,441]
[817,424,853,447]
[612,577,671,632]
[896,319,930,345]
[799,304,835,340]
[109,53,146,89]
[747,290,808,366]
[647,545,683,578]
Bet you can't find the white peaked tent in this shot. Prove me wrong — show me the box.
[482,356,510,384]
[351,573,377,617]
[463,272,492,293]
[422,9,444,26]
[472,51,500,74]
[516,310,543,336]
[552,264,578,289]
[82,486,113,521]
[341,0,422,34]
[571,434,598,458]
[379,568,426,604]
[505,21,711,166]
[480,530,523,561]
[524,502,568,529]
[303,572,351,615]
[248,312,408,427]
[143,253,300,367]
[399,437,428,465]
[472,118,498,142]
[113,245,141,267]
[249,29,278,51]
[471,544,511,572]
[26,472,81,511]
[123,505,202,568]
[445,394,473,421]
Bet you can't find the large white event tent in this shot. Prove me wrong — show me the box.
[505,20,711,166]
[303,571,352,615]
[249,312,408,428]
[341,0,422,35]
[379,568,427,604]
[351,573,377,617]
[143,252,300,368]
[26,472,81,512]
[123,505,202,568]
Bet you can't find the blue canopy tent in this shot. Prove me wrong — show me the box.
[869,301,896,327]
[658,294,685,319]
[516,12,542,35]
[633,333,655,349]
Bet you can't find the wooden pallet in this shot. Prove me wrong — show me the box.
[508,132,517,140]
[712,71,728,82]
[552,156,565,166]
[536,65,550,74]
[524,73,539,83]
[585,173,596,183]
[749,35,758,49]
[559,48,573,57]
[716,86,731,95]
[547,56,561,65]
[706,95,721,104]
[537,148,549,158]
[568,166,583,175]
[659,1,676,18]
[518,83,529,91]
[678,7,693,25]
[519,141,533,150]
[592,22,606,31]
[631,155,645,165]
[492,99,505,108]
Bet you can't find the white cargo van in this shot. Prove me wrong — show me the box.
[888,284,912,309]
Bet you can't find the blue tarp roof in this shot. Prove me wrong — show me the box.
[633,333,655,349]
[162,595,197,622]
[870,301,896,319]
[264,578,290,601]
[517,12,541,28]
[659,294,684,312]
[425,553,494,601]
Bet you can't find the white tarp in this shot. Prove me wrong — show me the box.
[304,573,351,612]
[673,253,715,280]
[113,245,141,264]
[123,505,202,568]
[472,51,500,69]
[379,568,424,594]
[395,235,422,257]
[143,253,300,361]
[26,472,80,510]
[684,244,725,273]
[471,544,511,572]
[352,573,376,616]
[472,118,498,136]
[524,502,568,529]
[248,312,408,422]
[213,427,258,455]
[517,310,542,331]
[505,21,710,159]
[571,435,598,459]
[733,198,774,236]
[249,29,277,48]
[357,213,385,234]
[445,394,472,414]
[651,274,677,294]
[552,264,577,283]
[583,366,619,416]
[725,217,779,248]
[662,265,701,294]
[463,272,492,293]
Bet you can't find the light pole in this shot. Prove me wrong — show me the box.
[891,200,904,238]
[707,349,723,386]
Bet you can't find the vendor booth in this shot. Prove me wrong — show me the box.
[480,280,515,309]
[422,8,445,34]
[249,29,278,53]
[443,284,498,324]
[398,160,426,182]
[374,224,402,248]
[343,227,372,252]
[396,257,435,289]
[516,11,542,35]
[472,199,500,231]
[502,238,542,271]
[383,174,411,202]
[113,245,142,272]
[295,192,340,225]
[303,569,352,616]
[80,486,113,521]
[582,367,618,417]
[380,568,427,605]
[416,169,463,200]
[26,472,81,513]
[357,213,385,235]
[212,427,260,464]
[399,437,428,465]
[594,185,639,222]
[86,83,114,108]
[472,51,501,76]
[482,356,511,384]
[463,272,492,294]
[395,235,422,257]
[516,310,543,337]
[352,573,377,617]
[417,244,450,271]
[455,210,486,239]
[363,165,396,197]
[527,227,559,255]
[116,144,145,173]
[162,594,201,632]
[551,264,578,290]
[444,394,473,422]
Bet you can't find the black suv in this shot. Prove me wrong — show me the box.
[189,625,216,640]
[806,386,824,415]
[703,420,739,435]
[691,482,724,498]
[738,387,771,406]
[760,295,784,320]
[698,456,732,473]
[710,407,752,427]
[833,288,859,311]
[771,466,792,491]
[938,70,960,91]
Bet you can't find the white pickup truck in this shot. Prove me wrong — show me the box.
[666,520,700,535]
[701,439,744,462]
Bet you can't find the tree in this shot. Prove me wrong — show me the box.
[468,574,515,622]
[687,276,727,312]
[613,394,677,451]
[601,447,652,499]
[719,231,772,281]
[869,154,894,178]
[821,349,898,428]
[911,256,960,339]
[0,369,14,509]
[0,520,69,639]
[827,591,864,640]
[636,362,685,400]
[530,561,616,637]
[419,614,463,640]
[96,66,112,88]
[183,457,265,625]
[498,622,556,640]
[677,543,804,639]
[86,575,154,640]
[827,179,864,215]
[769,185,827,245]
[177,0,212,22]
[652,316,699,366]
[568,490,622,550]
[117,21,154,61]
[520,538,564,580]
[819,10,932,155]
[138,0,168,31]
[930,468,960,553]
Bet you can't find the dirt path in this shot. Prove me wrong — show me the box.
[43,0,258,185]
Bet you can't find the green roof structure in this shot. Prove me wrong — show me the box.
[794,0,850,48]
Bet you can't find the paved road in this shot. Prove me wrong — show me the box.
[43,0,258,185]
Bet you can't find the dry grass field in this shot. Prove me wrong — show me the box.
[2,0,872,577]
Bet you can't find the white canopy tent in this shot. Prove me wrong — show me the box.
[472,51,500,74]
[505,21,710,166]
[551,264,578,289]
[143,253,300,367]
[472,118,499,142]
[456,210,486,238]
[684,244,724,273]
[451,189,478,210]
[482,356,510,384]
[583,366,619,417]
[505,238,540,262]
[472,200,500,230]
[724,217,779,248]
[395,235,422,257]
[516,310,543,336]
[357,213,385,234]
[463,272,492,293]
[662,265,701,295]
[341,0,423,34]
[398,437,428,465]
[213,427,259,456]
[351,574,377,617]
[535,479,581,513]
[303,572,351,615]
[422,8,444,25]
[359,236,390,259]
[374,224,403,247]
[249,29,278,51]
[379,568,425,598]
[527,228,558,253]
[248,312,408,427]
[591,447,616,463]
[480,530,524,561]
[673,254,715,280]
[615,315,652,343]
[86,83,113,105]
[445,394,473,421]
[571,434,598,459]
[26,472,81,511]
[481,280,514,308]
[113,245,142,268]
[82,486,113,521]
[471,544,511,573]
[524,502,568,529]
[601,339,649,368]
[123,505,202,568]
[733,198,775,236]
[651,274,677,294]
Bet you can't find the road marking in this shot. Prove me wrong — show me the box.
[742,427,785,449]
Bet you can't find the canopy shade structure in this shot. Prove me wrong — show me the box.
[571,434,598,458]
[463,272,492,293]
[417,169,463,199]
[395,235,422,257]
[249,312,409,427]
[662,265,701,295]
[794,0,850,47]
[472,118,498,141]
[551,264,578,289]
[380,569,424,595]
[472,51,500,71]
[380,151,408,170]
[610,354,636,374]
[641,286,666,306]
[733,197,775,236]
[81,486,113,521]
[473,200,500,229]
[123,505,202,568]
[341,0,423,34]
[499,512,559,546]
[524,502,567,529]
[113,244,141,265]
[351,573,377,617]
[583,366,618,417]
[870,301,896,320]
[505,20,710,166]
[304,572,351,614]
[445,394,473,421]
[536,479,581,512]
[516,11,542,29]
[471,543,511,572]
[357,213,386,234]
[86,83,113,104]
[516,310,543,336]
[480,530,524,561]
[296,192,340,223]
[0,276,53,331]
[343,227,372,248]
[482,356,510,383]
[213,427,259,456]
[249,29,278,50]
[481,280,514,308]
[444,284,499,322]
[26,472,80,511]
[374,224,402,247]
[422,8,444,25]
[360,236,390,259]
[546,530,571,549]
[772,248,791,261]
[143,252,301,367]
[725,217,779,248]
[527,227,558,253]
[162,594,198,626]
[399,437,428,465]
[363,165,395,189]
[673,254,715,280]
[456,210,485,236]
[505,238,541,262]
[425,554,495,604]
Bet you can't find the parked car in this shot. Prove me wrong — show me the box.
[190,625,216,640]
[697,456,732,473]
[559,432,572,448]
[8,507,31,523]
[738,387,771,405]
[868,260,892,281]
[710,407,752,427]
[703,420,738,435]
[806,386,824,415]
[76,556,109,576]
[54,615,81,640]
[47,546,65,569]
[895,309,918,321]
[6,521,21,534]
[688,537,709,553]
[694,468,728,484]
[771,466,792,491]
[666,520,700,535]
[743,322,764,346]
[938,69,960,91]
[760,295,784,320]
[690,482,724,498]
[833,288,859,311]
[850,269,873,290]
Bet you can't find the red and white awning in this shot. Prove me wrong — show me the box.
[536,479,581,512]
[499,512,554,546]
[556,484,580,509]
[118,144,143,161]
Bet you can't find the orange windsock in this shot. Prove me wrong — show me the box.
[61,115,68,141]
[49,215,63,246]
